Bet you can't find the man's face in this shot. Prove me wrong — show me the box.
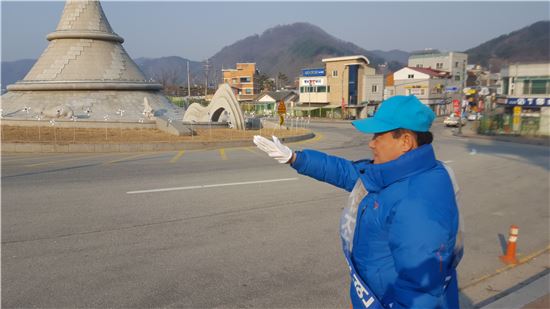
[368,130,413,164]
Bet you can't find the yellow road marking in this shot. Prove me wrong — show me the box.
[219,148,227,160]
[25,153,116,167]
[459,244,550,290]
[170,150,185,163]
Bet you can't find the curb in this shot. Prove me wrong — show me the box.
[0,133,315,153]
[478,271,549,309]
[453,132,550,147]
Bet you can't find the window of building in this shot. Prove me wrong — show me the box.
[436,63,443,69]
[327,86,331,92]
[531,80,548,94]
[332,70,338,77]
[420,89,425,95]
[416,64,423,68]
[523,80,531,94]
[372,85,378,93]
[455,75,460,81]
[455,61,459,68]
[232,78,237,84]
[317,86,327,92]
[240,76,251,83]
[408,74,414,79]
[245,88,252,94]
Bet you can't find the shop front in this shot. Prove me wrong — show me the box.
[481,97,550,136]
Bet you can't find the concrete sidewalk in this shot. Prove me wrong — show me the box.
[460,248,549,309]
[480,272,549,309]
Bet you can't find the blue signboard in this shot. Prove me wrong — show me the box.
[445,86,459,93]
[301,68,326,77]
[506,97,550,107]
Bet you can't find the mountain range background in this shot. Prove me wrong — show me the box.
[2,20,548,90]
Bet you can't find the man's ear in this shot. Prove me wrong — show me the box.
[400,132,418,152]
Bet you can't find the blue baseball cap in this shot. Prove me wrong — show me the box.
[352,95,435,133]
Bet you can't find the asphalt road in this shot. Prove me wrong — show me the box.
[2,121,549,308]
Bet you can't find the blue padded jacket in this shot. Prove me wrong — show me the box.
[291,144,461,309]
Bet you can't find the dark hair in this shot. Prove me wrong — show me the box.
[391,128,433,146]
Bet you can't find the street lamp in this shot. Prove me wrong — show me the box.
[308,80,312,119]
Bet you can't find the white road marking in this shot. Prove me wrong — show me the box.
[127,177,299,194]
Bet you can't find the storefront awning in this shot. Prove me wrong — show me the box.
[293,106,321,111]
[320,104,342,109]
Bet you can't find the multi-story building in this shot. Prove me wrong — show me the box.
[408,51,468,90]
[392,67,452,116]
[295,56,383,118]
[297,68,330,116]
[222,63,259,102]
[385,51,468,116]
[323,56,379,118]
[498,62,550,136]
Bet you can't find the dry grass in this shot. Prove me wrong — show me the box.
[0,125,310,144]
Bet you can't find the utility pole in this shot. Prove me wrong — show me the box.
[204,59,210,98]
[187,61,191,100]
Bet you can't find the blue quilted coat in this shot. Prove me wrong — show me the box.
[291,144,461,309]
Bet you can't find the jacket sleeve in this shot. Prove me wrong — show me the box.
[385,198,455,309]
[290,149,359,192]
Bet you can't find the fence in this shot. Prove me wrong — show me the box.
[1,120,310,145]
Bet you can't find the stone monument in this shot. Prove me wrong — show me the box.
[183,84,246,130]
[1,0,182,123]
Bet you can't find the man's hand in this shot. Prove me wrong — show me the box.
[253,135,293,164]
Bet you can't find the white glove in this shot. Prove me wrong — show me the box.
[253,135,293,164]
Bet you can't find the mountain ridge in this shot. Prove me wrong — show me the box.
[3,21,548,90]
[465,20,549,71]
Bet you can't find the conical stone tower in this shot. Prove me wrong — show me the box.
[1,0,181,122]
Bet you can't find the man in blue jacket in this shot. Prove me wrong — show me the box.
[253,95,463,309]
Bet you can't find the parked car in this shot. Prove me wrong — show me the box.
[467,113,480,121]
[444,115,466,127]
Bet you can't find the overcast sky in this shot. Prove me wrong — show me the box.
[2,1,549,62]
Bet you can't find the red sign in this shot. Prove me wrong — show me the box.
[452,99,460,117]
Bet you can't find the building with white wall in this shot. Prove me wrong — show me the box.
[408,51,468,90]
[499,62,550,136]
[392,67,452,116]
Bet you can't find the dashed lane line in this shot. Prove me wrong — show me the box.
[170,150,185,163]
[126,177,299,194]
[219,148,227,160]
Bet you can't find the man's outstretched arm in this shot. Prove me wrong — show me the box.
[253,136,358,191]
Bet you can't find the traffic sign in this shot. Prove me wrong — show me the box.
[277,100,286,115]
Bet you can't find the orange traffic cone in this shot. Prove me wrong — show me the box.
[500,225,519,265]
